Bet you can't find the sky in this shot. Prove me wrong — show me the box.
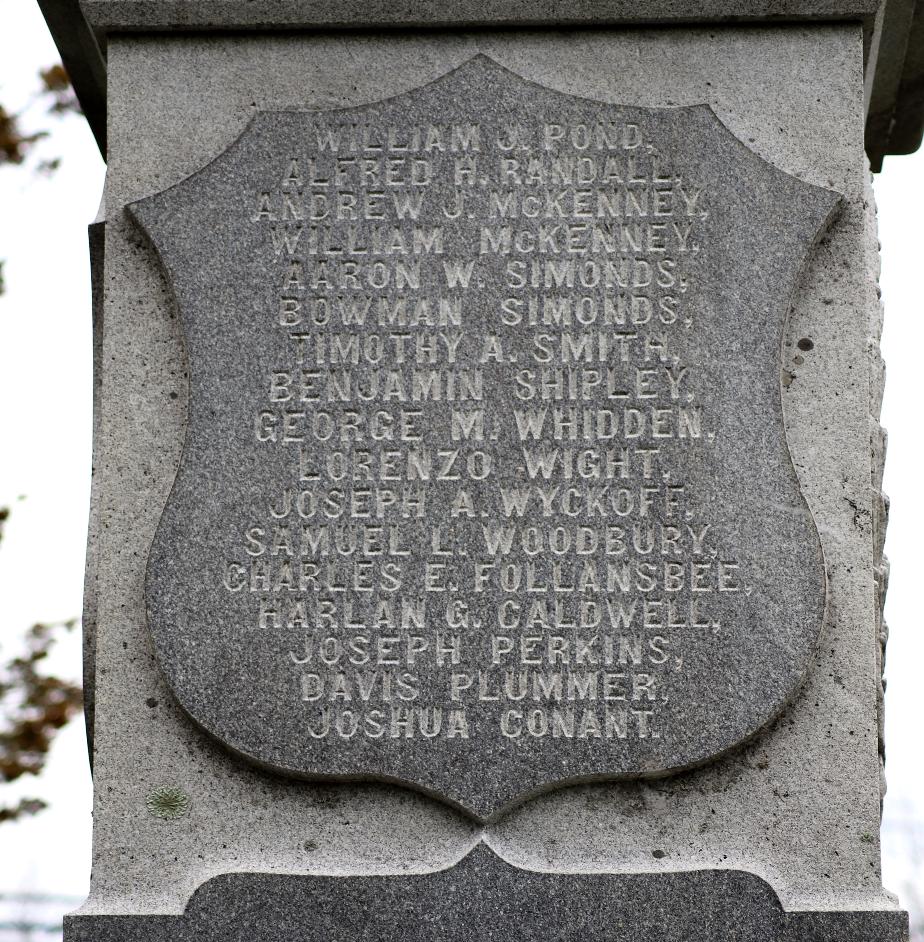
[0,0,921,935]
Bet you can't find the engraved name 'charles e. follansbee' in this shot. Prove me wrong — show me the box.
[131,56,838,818]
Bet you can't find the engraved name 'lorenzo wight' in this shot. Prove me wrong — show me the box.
[131,55,839,820]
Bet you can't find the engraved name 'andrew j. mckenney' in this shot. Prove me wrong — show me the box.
[131,56,838,818]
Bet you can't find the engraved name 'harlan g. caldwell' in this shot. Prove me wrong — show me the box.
[130,55,840,820]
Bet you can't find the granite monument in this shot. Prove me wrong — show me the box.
[37,3,914,940]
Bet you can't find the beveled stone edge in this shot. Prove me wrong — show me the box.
[79,0,880,33]
[78,0,881,70]
[63,844,908,941]
[46,0,915,169]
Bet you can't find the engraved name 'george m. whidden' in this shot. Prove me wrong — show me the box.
[130,56,840,819]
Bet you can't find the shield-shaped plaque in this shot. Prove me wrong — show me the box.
[131,56,839,820]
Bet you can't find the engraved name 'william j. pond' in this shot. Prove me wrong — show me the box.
[133,58,834,814]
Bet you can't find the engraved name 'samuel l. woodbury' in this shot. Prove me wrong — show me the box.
[131,56,840,820]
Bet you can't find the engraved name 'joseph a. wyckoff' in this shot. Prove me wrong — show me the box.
[131,56,839,818]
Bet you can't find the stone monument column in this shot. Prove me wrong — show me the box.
[42,2,915,939]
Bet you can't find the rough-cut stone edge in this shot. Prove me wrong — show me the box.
[83,196,106,766]
[864,165,890,807]
[64,843,908,942]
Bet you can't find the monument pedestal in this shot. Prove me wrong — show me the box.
[67,847,907,942]
[41,3,912,940]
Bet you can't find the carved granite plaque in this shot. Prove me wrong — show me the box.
[131,56,839,819]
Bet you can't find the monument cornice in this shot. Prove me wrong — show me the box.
[78,0,881,32]
[42,0,924,170]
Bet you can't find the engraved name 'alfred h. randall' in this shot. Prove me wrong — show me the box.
[131,56,840,819]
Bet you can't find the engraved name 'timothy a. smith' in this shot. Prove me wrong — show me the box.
[131,56,839,818]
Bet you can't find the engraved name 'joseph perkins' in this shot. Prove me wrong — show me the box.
[132,56,838,818]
